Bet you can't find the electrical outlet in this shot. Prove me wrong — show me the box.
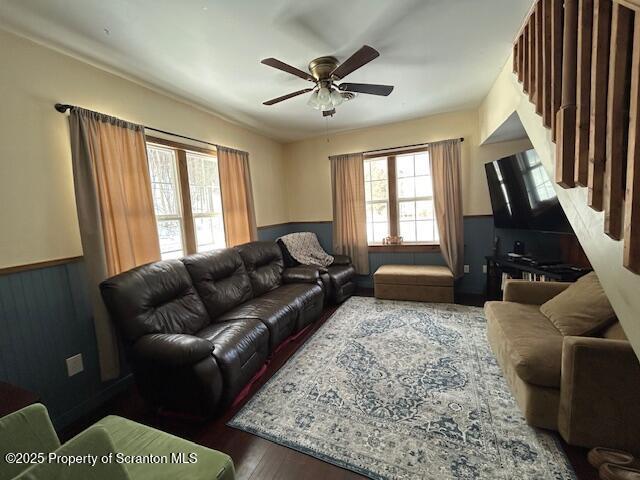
[464,264,470,274]
[482,265,487,274]
[66,354,84,377]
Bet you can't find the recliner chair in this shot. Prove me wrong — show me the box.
[277,237,357,304]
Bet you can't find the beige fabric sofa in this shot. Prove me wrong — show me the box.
[485,280,640,455]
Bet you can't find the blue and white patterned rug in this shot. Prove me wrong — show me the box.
[229,297,576,479]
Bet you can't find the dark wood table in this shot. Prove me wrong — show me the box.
[0,381,40,417]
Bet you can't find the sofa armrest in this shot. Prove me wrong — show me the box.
[282,265,321,284]
[502,279,571,304]
[15,426,130,480]
[331,254,352,266]
[133,333,214,367]
[559,336,640,453]
[0,404,61,480]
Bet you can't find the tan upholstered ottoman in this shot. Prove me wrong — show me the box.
[373,265,454,303]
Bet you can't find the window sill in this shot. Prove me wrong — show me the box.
[368,244,440,253]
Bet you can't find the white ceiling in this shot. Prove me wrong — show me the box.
[0,0,533,142]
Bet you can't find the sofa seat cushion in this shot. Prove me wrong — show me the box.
[219,284,324,350]
[485,301,563,388]
[327,264,356,288]
[196,318,269,405]
[217,292,299,351]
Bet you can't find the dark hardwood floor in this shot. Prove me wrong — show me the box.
[63,293,598,480]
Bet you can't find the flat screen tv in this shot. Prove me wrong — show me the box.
[485,149,572,233]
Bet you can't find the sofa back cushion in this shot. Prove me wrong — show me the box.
[182,249,253,319]
[100,260,210,342]
[235,241,284,296]
[539,272,616,336]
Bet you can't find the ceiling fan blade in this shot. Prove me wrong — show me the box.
[323,109,336,117]
[330,45,380,80]
[263,88,313,106]
[338,83,394,96]
[261,58,314,82]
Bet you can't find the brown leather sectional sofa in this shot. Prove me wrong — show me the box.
[100,241,355,416]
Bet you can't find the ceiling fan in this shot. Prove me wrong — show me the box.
[261,45,394,117]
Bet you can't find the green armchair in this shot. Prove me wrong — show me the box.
[0,404,235,480]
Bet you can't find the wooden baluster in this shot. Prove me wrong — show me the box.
[552,0,565,141]
[514,42,519,74]
[588,0,613,210]
[530,15,537,102]
[625,13,640,273]
[524,24,531,93]
[543,0,553,127]
[604,3,634,240]
[556,0,579,187]
[519,35,526,82]
[575,0,595,186]
[536,1,544,114]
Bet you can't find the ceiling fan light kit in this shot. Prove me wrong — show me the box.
[261,45,394,117]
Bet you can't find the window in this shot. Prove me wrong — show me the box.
[364,150,438,247]
[147,139,226,260]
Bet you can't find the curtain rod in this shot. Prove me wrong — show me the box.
[362,138,464,156]
[54,103,225,151]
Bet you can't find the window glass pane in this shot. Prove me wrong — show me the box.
[370,159,387,180]
[415,153,429,176]
[393,150,438,244]
[365,181,372,202]
[157,219,184,259]
[147,145,185,259]
[370,180,388,201]
[416,221,430,242]
[396,155,414,178]
[364,158,390,245]
[400,221,416,242]
[148,146,180,216]
[373,222,389,243]
[399,201,415,220]
[397,177,415,198]
[416,200,434,220]
[186,152,226,252]
[415,176,432,197]
[371,202,388,222]
[194,215,225,252]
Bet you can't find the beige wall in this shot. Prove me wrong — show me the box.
[0,29,289,269]
[479,56,640,359]
[283,109,531,221]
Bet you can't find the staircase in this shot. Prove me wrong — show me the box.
[512,0,640,274]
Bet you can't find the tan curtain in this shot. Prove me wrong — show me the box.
[429,139,464,279]
[218,146,257,246]
[330,153,369,274]
[69,107,161,381]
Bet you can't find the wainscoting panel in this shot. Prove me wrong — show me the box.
[0,260,130,429]
[260,219,570,294]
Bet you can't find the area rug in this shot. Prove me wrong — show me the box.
[228,297,576,479]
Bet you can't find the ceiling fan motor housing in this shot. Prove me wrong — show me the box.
[308,56,340,81]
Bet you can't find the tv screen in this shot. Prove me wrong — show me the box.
[484,149,572,233]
